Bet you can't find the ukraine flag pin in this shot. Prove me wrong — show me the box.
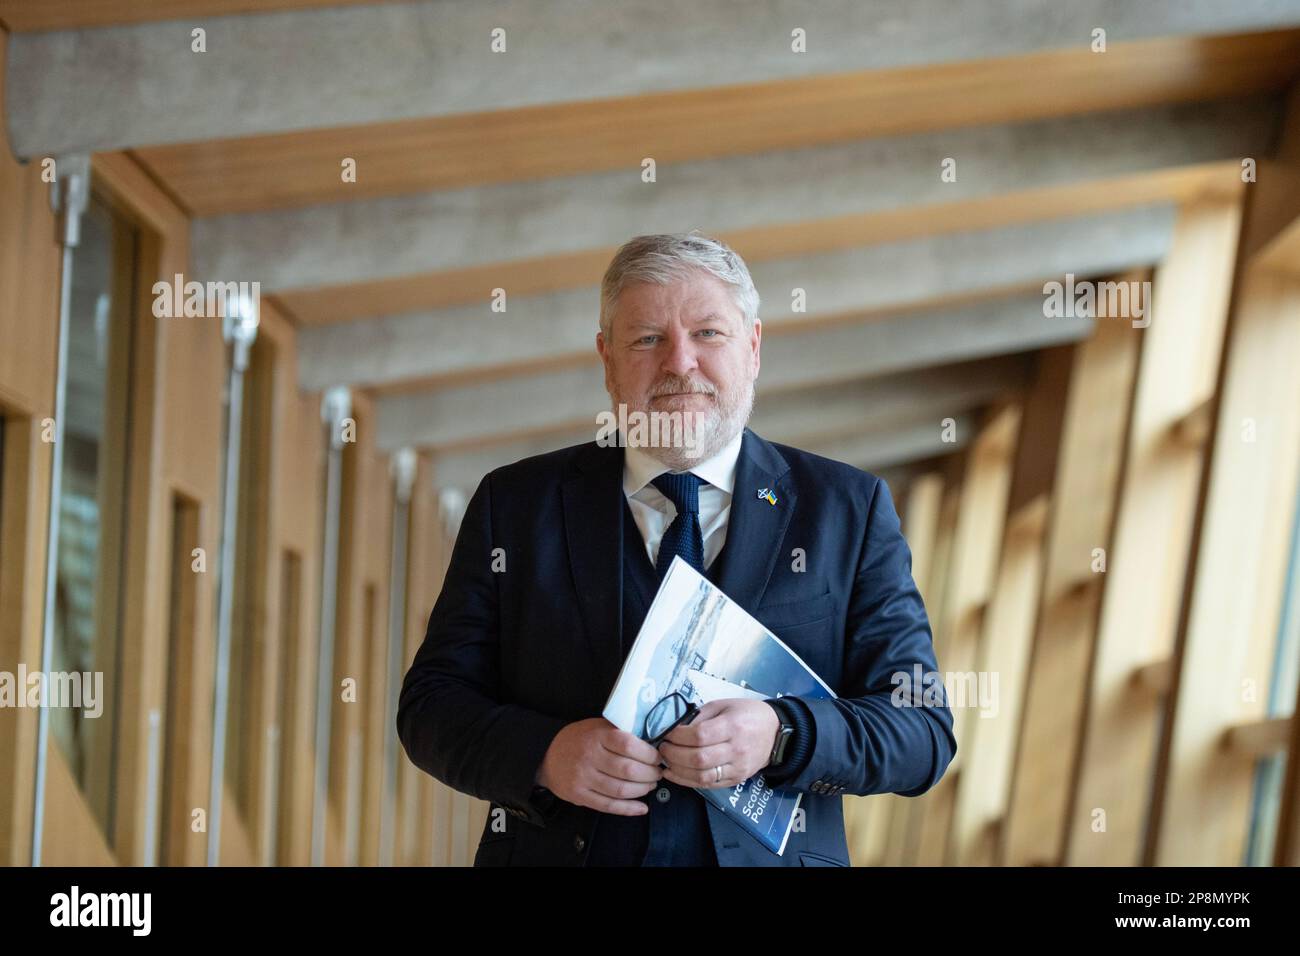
[756,487,778,506]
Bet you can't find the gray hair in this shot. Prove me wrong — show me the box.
[599,232,760,340]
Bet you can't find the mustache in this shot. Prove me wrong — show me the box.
[649,376,716,397]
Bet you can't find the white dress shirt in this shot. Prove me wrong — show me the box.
[622,429,745,571]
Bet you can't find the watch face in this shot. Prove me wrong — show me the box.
[773,726,793,764]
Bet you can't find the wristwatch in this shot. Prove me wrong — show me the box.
[765,699,796,768]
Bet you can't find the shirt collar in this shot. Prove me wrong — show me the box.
[622,428,744,498]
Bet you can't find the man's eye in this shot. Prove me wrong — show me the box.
[697,329,718,337]
[637,335,658,345]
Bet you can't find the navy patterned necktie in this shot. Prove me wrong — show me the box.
[651,472,706,577]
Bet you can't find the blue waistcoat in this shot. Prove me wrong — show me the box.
[584,497,725,866]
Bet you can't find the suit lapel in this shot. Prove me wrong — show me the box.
[712,428,795,615]
[561,440,626,700]
[560,428,795,702]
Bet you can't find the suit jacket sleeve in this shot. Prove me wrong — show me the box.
[396,470,570,828]
[771,476,957,797]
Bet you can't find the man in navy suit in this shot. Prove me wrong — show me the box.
[397,232,956,866]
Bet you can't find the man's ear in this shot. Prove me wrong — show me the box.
[751,318,762,377]
[596,331,614,392]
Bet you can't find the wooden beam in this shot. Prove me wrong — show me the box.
[302,207,1163,395]
[131,30,1300,215]
[278,164,1232,325]
[12,4,1300,157]
[192,96,1262,303]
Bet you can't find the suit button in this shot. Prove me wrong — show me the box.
[574,834,586,853]
[811,780,824,794]
[656,787,671,803]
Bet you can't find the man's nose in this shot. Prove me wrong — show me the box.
[660,333,700,377]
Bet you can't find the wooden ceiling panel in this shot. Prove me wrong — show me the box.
[131,30,1300,216]
[274,161,1240,325]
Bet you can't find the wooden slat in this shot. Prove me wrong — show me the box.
[0,0,397,32]
[130,30,1300,216]
[886,459,963,865]
[1066,194,1243,866]
[846,471,945,867]
[950,349,1072,866]
[1152,262,1300,865]
[912,404,1021,865]
[1001,274,1144,867]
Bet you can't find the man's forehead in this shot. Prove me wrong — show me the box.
[616,276,742,325]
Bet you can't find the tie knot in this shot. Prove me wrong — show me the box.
[651,471,703,515]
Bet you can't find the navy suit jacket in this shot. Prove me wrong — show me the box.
[396,426,956,866]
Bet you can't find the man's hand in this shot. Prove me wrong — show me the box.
[657,699,779,790]
[536,718,663,816]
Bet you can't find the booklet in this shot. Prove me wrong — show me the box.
[603,555,837,856]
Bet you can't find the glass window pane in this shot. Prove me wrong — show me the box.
[1246,461,1300,865]
[50,193,137,843]
[226,336,274,828]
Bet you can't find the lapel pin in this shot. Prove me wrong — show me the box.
[756,487,778,506]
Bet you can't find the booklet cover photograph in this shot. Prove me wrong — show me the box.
[604,556,837,855]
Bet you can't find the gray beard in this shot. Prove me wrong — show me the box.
[610,379,755,471]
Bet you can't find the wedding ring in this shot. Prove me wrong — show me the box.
[714,765,723,783]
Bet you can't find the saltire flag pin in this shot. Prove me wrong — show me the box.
[756,487,778,506]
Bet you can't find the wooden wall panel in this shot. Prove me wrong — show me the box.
[238,300,325,866]
[0,28,66,867]
[40,742,115,865]
[90,150,222,867]
[325,391,392,865]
